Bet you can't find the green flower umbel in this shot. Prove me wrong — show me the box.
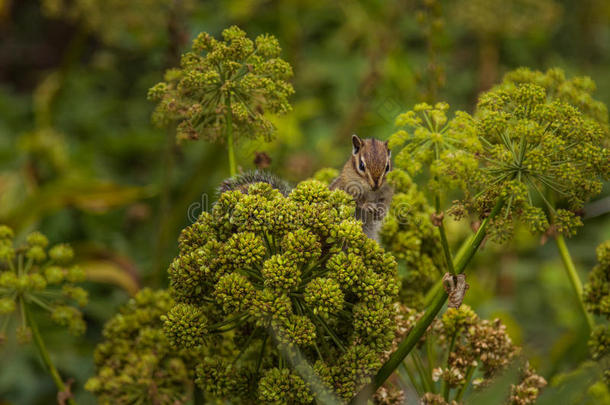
[148,25,294,144]
[0,225,87,343]
[86,289,201,405]
[163,180,400,403]
[389,102,480,194]
[457,69,609,239]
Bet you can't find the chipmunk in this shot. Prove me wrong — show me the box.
[220,135,393,241]
[329,135,393,241]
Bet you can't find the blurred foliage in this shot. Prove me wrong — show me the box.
[0,0,609,403]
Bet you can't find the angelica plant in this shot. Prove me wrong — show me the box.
[392,305,545,404]
[162,180,399,403]
[0,225,86,405]
[86,288,201,404]
[584,241,610,385]
[353,68,609,402]
[148,26,294,175]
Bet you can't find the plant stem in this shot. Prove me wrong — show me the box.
[225,96,237,176]
[554,234,595,332]
[433,146,455,275]
[441,333,457,400]
[454,365,475,402]
[349,198,504,404]
[25,305,77,405]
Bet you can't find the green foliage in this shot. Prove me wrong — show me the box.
[148,26,294,143]
[163,180,399,402]
[0,225,87,343]
[86,288,200,404]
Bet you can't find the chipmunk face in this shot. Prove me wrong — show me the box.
[351,134,392,191]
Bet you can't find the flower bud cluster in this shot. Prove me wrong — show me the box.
[393,305,545,404]
[0,225,87,343]
[163,180,400,402]
[455,68,608,240]
[583,240,610,385]
[148,26,294,143]
[86,289,201,404]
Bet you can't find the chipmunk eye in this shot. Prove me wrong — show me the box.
[385,163,390,172]
[359,159,365,172]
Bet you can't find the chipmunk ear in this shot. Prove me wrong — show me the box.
[352,134,363,155]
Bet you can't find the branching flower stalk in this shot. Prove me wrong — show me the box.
[148,26,294,176]
[25,305,77,405]
[0,225,86,405]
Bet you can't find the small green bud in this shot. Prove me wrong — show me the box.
[27,274,47,291]
[44,266,65,284]
[49,244,74,264]
[0,272,18,288]
[25,246,46,263]
[0,225,14,241]
[66,266,86,283]
[26,231,49,248]
[0,297,16,315]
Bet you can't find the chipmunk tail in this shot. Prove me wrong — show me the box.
[218,170,292,197]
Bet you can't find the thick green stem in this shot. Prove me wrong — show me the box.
[25,305,77,405]
[554,234,595,332]
[225,96,237,176]
[349,198,504,404]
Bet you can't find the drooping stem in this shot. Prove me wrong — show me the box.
[554,234,595,332]
[225,96,237,177]
[25,305,77,405]
[349,198,504,404]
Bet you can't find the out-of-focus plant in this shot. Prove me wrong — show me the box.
[415,0,446,102]
[162,180,399,402]
[393,305,545,404]
[41,0,193,49]
[0,225,86,405]
[148,26,294,176]
[584,240,610,385]
[86,288,201,404]
[452,0,561,91]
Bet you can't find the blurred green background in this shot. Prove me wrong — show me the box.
[0,0,609,403]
